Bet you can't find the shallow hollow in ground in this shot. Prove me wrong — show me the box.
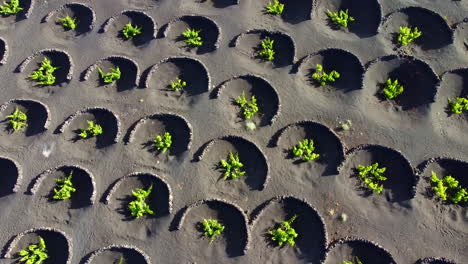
[339,144,416,203]
[296,48,364,93]
[213,74,280,128]
[175,199,249,258]
[381,7,453,51]
[363,55,438,111]
[325,238,396,264]
[102,10,156,47]
[83,246,149,264]
[0,157,20,197]
[44,3,95,37]
[232,29,296,68]
[249,196,327,263]
[315,0,381,38]
[163,15,220,54]
[273,120,345,176]
[0,99,49,137]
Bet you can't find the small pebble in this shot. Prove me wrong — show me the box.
[340,213,348,222]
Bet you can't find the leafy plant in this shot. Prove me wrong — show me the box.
[18,236,48,264]
[0,0,22,15]
[265,0,284,15]
[29,58,59,86]
[182,28,203,47]
[153,132,172,152]
[78,120,103,139]
[122,23,142,39]
[397,26,422,46]
[344,256,364,264]
[202,219,225,242]
[98,67,121,84]
[312,64,340,86]
[128,184,155,219]
[292,139,320,162]
[6,107,27,132]
[115,256,125,264]
[235,91,259,119]
[269,215,298,247]
[327,9,355,28]
[58,16,78,30]
[170,78,187,91]
[382,78,404,100]
[447,96,468,114]
[53,171,76,200]
[218,152,246,180]
[258,37,275,61]
[356,163,387,194]
[431,171,468,204]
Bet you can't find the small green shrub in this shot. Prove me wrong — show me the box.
[258,37,275,61]
[202,219,225,242]
[343,256,364,264]
[269,215,298,247]
[153,132,172,152]
[183,28,203,47]
[18,236,48,264]
[7,107,27,132]
[312,64,340,86]
[327,9,355,28]
[447,96,468,114]
[78,120,103,139]
[98,67,121,84]
[382,78,404,100]
[235,91,259,119]
[53,171,76,200]
[29,58,59,86]
[292,139,320,162]
[170,78,187,91]
[356,163,387,194]
[219,152,246,180]
[122,23,142,39]
[265,0,284,15]
[0,0,22,15]
[128,184,154,219]
[116,256,125,264]
[431,171,468,204]
[58,16,78,30]
[397,26,422,46]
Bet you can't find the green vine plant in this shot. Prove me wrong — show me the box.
[356,162,387,194]
[292,139,320,162]
[431,171,468,204]
[235,91,259,120]
[98,66,121,84]
[343,256,364,264]
[153,132,172,153]
[447,96,468,114]
[258,37,275,61]
[6,107,27,132]
[53,171,76,200]
[128,184,155,219]
[18,236,48,264]
[115,256,125,264]
[29,58,59,86]
[265,0,284,16]
[169,78,187,91]
[122,23,142,39]
[269,215,298,247]
[218,152,246,180]
[327,9,355,28]
[397,26,422,46]
[312,64,340,86]
[202,219,225,242]
[183,28,203,47]
[58,16,78,30]
[77,120,103,139]
[0,0,22,16]
[382,78,404,100]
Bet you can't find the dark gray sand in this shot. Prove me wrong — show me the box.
[0,0,467,263]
